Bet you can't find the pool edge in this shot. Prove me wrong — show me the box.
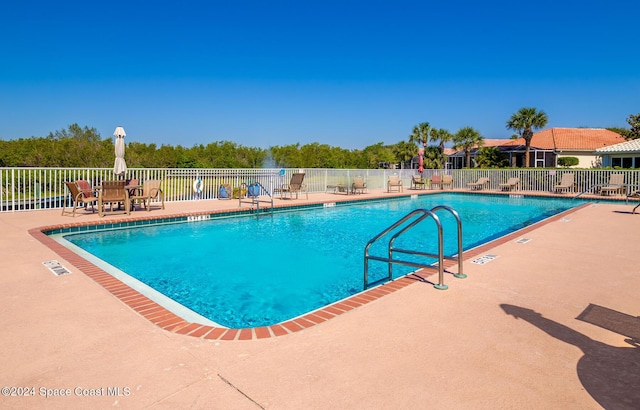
[28,194,592,341]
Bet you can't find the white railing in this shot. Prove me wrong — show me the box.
[451,168,640,195]
[1,167,639,212]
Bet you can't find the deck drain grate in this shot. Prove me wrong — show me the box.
[471,254,498,265]
[560,217,571,222]
[43,260,71,276]
[515,238,531,244]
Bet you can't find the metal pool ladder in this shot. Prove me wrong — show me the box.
[238,181,274,213]
[363,206,466,291]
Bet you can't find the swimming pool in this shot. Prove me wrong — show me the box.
[59,193,585,328]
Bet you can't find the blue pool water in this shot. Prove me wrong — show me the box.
[63,193,584,328]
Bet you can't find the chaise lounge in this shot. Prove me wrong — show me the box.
[467,177,490,191]
[499,177,520,191]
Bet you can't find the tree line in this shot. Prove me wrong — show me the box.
[0,124,403,169]
[1,111,637,169]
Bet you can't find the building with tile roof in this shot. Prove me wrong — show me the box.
[448,128,626,168]
[595,139,640,168]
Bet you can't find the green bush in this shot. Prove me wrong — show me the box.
[558,157,579,167]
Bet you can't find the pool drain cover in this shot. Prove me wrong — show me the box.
[43,260,71,276]
[471,255,498,265]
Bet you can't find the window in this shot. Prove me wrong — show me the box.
[611,156,640,168]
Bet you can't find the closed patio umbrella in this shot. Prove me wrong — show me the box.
[113,126,127,176]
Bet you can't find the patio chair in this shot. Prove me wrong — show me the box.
[387,175,403,192]
[76,180,96,199]
[351,177,367,194]
[554,173,575,194]
[61,181,98,217]
[410,175,426,190]
[98,180,130,217]
[498,177,520,191]
[129,180,165,211]
[442,174,453,190]
[430,175,442,189]
[599,173,626,196]
[467,177,490,191]
[274,173,307,199]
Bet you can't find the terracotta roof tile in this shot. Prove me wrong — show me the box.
[500,128,625,151]
[482,139,513,147]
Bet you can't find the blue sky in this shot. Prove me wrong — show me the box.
[1,0,638,149]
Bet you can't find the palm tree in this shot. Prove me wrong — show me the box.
[423,146,444,169]
[506,107,549,167]
[453,126,484,168]
[392,141,417,169]
[475,146,508,168]
[429,128,454,153]
[409,122,431,150]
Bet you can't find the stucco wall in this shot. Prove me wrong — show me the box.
[556,152,598,168]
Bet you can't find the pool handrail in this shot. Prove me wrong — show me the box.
[430,205,465,280]
[238,181,274,213]
[363,206,465,291]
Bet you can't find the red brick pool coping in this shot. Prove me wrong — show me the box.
[28,197,591,341]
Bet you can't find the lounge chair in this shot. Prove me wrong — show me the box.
[274,173,307,199]
[98,180,130,217]
[351,177,367,194]
[61,181,98,216]
[430,175,442,189]
[387,175,402,192]
[129,180,165,211]
[599,173,626,196]
[467,177,490,191]
[499,177,520,191]
[554,173,575,194]
[410,175,426,190]
[442,175,453,190]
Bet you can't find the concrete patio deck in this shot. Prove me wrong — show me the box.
[1,189,639,409]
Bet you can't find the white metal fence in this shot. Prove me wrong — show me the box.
[1,167,639,212]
